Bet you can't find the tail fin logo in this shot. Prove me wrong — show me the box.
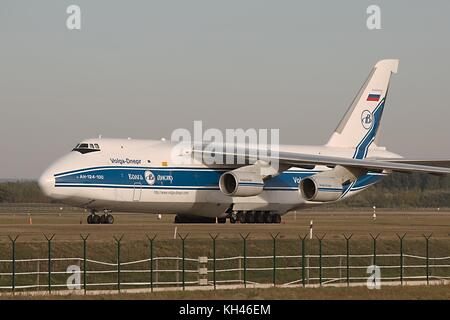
[361,110,373,130]
[144,170,156,185]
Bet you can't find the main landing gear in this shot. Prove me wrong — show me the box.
[87,210,114,224]
[173,211,282,224]
[231,211,281,224]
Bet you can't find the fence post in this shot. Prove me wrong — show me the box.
[146,234,157,292]
[178,233,189,291]
[369,233,380,266]
[209,233,219,290]
[316,234,326,286]
[113,235,124,293]
[299,234,307,287]
[343,234,353,287]
[270,233,280,287]
[397,233,406,285]
[239,233,250,288]
[80,234,89,294]
[8,235,19,294]
[423,234,432,285]
[44,234,55,293]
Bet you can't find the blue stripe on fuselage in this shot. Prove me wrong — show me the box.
[54,167,384,192]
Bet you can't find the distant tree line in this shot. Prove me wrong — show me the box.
[0,173,449,208]
[0,181,49,203]
[333,173,450,208]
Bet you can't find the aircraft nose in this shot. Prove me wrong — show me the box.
[38,169,55,197]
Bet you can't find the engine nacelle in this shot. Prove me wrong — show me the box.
[219,171,264,197]
[299,176,343,202]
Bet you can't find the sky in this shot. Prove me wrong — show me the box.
[0,0,449,179]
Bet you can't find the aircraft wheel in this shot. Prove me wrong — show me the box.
[264,212,272,224]
[245,211,255,224]
[272,214,281,224]
[87,214,93,224]
[217,217,226,224]
[106,214,114,224]
[100,214,107,224]
[237,212,246,224]
[230,215,237,224]
[255,211,265,224]
[92,214,101,224]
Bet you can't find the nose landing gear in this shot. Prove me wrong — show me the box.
[87,210,114,224]
[87,213,100,224]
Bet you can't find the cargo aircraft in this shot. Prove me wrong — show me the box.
[39,60,450,224]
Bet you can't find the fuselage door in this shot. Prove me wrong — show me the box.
[133,182,142,201]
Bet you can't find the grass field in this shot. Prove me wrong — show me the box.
[0,209,449,299]
[0,209,449,241]
[2,285,449,300]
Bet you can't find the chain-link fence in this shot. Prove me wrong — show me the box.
[0,233,449,294]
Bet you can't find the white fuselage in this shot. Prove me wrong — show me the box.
[39,138,400,218]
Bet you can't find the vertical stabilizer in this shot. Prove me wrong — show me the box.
[326,59,399,159]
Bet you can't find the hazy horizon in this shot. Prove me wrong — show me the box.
[1,1,449,179]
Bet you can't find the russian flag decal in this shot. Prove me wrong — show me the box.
[367,90,382,102]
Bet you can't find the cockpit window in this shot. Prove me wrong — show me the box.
[72,142,101,154]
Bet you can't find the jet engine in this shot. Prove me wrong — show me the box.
[219,170,264,197]
[299,176,344,202]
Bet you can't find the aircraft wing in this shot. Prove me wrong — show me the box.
[379,159,450,168]
[193,147,450,175]
[274,152,450,174]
